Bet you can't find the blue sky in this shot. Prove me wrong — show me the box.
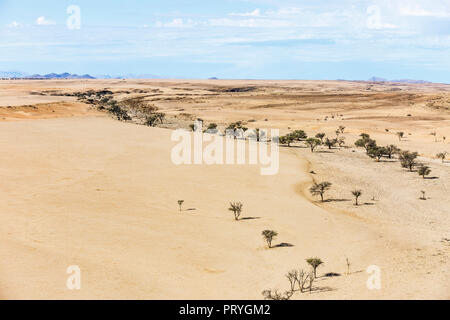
[1,0,450,81]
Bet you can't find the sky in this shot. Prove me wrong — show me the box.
[0,0,450,81]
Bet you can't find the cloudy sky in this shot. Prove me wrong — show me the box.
[1,0,449,81]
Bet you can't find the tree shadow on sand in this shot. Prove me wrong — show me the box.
[273,242,295,248]
[240,217,261,221]
[324,198,352,203]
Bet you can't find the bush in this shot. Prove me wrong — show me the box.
[436,152,447,163]
[108,104,131,121]
[262,230,278,248]
[228,202,243,220]
[144,113,165,126]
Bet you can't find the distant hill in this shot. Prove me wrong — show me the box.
[0,71,95,79]
[368,76,431,84]
[29,73,96,79]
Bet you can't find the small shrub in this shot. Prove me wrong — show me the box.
[436,152,447,163]
[228,202,243,221]
[262,230,278,248]
[178,200,184,211]
[352,190,362,206]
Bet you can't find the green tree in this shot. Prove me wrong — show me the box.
[399,151,419,171]
[384,145,400,159]
[368,146,386,162]
[315,133,326,143]
[262,230,278,248]
[305,138,322,152]
[354,133,377,154]
[324,137,337,149]
[292,130,307,141]
[309,182,332,202]
[418,165,431,179]
[306,258,324,278]
[279,134,295,147]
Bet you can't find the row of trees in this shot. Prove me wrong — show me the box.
[354,133,441,179]
[279,128,346,152]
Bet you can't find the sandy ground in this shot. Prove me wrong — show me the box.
[0,80,449,300]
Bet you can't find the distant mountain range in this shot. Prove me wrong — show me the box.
[367,76,431,84]
[0,71,165,80]
[0,71,95,79]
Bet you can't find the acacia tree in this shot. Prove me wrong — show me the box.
[368,146,386,162]
[305,138,322,152]
[228,202,243,220]
[436,152,447,163]
[309,182,332,202]
[315,133,326,143]
[292,130,307,141]
[177,200,184,211]
[418,165,431,179]
[279,134,295,147]
[355,133,377,154]
[352,190,362,206]
[306,258,324,278]
[262,230,278,248]
[324,137,337,149]
[384,145,400,159]
[399,151,419,171]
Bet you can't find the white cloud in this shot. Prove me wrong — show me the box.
[208,18,292,28]
[155,18,196,28]
[267,7,302,17]
[398,5,450,18]
[7,21,21,28]
[36,16,56,25]
[229,9,261,17]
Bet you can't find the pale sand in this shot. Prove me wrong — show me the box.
[0,80,448,299]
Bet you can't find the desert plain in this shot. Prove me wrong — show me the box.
[0,79,449,299]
